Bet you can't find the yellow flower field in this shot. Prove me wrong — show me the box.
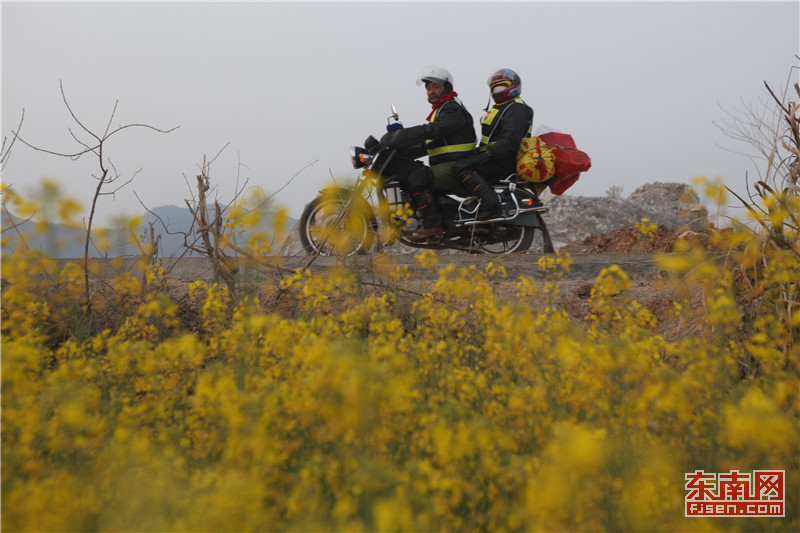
[2,186,798,532]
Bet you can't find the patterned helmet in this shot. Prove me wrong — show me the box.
[487,68,521,103]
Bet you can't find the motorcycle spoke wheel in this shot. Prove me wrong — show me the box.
[477,224,534,254]
[473,212,554,254]
[299,196,373,256]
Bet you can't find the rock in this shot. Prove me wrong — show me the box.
[628,182,699,205]
[679,203,710,232]
[543,181,707,249]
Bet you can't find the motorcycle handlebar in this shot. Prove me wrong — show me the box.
[364,135,381,153]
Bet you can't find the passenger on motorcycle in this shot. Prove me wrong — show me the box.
[456,68,534,220]
[380,65,476,238]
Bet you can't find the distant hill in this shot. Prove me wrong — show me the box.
[1,205,297,259]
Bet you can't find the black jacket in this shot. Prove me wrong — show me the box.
[479,98,533,171]
[381,97,476,166]
[423,97,476,166]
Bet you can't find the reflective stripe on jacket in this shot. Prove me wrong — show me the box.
[424,97,477,166]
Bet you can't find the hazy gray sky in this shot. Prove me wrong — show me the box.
[3,1,799,224]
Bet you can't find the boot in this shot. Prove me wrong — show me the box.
[461,171,502,219]
[412,224,444,238]
[410,190,443,238]
[407,167,444,236]
[476,204,503,220]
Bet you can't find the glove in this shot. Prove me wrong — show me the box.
[469,151,491,165]
[455,151,490,173]
[380,124,427,149]
[380,129,403,148]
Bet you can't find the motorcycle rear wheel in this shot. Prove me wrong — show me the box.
[476,213,554,254]
[298,194,376,256]
[477,223,535,254]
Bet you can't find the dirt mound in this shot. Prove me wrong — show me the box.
[542,181,708,249]
[558,223,680,254]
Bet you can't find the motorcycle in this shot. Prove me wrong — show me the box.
[298,106,555,256]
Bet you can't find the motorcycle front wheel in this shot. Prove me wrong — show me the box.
[298,194,377,256]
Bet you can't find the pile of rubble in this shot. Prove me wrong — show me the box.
[543,181,708,251]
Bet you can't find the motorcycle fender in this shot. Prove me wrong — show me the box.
[511,213,546,227]
[316,186,354,199]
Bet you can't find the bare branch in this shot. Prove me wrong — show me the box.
[715,61,800,204]
[103,99,119,139]
[60,80,101,144]
[103,170,139,196]
[195,143,230,174]
[68,126,95,157]
[765,80,792,117]
[14,120,179,160]
[11,82,180,314]
[2,108,25,171]
[236,159,318,219]
[1,202,32,251]
[134,190,201,254]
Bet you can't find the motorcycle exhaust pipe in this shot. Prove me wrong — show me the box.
[459,197,549,227]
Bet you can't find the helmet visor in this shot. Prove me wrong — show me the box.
[491,79,512,92]
[421,76,446,86]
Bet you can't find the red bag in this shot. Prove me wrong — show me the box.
[537,132,591,195]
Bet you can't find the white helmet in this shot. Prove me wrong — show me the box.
[416,65,453,87]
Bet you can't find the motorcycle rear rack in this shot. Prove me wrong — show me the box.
[458,204,550,227]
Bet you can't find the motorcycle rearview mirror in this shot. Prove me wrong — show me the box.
[386,104,403,132]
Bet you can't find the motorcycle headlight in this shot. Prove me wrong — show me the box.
[350,146,373,169]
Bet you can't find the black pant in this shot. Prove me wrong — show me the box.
[458,158,516,184]
[383,156,442,227]
[455,158,515,212]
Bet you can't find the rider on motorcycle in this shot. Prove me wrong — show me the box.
[456,68,534,220]
[380,66,476,238]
